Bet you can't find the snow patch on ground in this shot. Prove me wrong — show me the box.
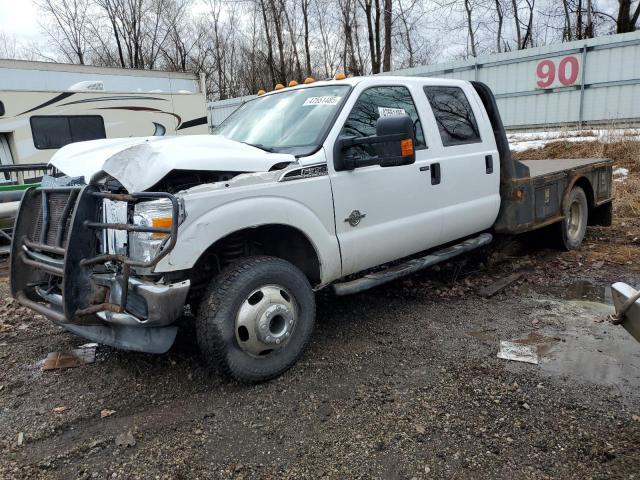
[614,167,630,183]
[508,128,640,153]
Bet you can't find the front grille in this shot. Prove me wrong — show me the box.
[12,186,180,322]
[27,190,77,249]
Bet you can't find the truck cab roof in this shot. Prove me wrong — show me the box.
[260,75,473,97]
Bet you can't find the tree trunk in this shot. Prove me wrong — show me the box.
[302,0,312,76]
[258,0,277,87]
[465,0,477,57]
[281,2,303,80]
[521,0,534,48]
[616,0,640,33]
[361,0,379,73]
[511,0,522,49]
[382,0,391,71]
[562,0,572,40]
[375,0,382,72]
[577,0,584,39]
[495,0,504,52]
[267,0,287,83]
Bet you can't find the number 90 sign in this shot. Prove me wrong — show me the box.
[535,56,580,89]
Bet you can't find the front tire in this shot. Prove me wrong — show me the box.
[558,186,588,250]
[196,256,315,383]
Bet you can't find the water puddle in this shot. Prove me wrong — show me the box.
[538,280,613,305]
[501,281,640,398]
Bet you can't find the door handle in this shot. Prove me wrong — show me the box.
[485,155,494,174]
[430,163,441,185]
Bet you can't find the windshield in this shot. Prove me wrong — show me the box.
[214,85,350,155]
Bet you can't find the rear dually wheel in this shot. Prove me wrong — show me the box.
[559,186,588,250]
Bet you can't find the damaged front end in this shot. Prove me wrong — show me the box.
[10,184,190,353]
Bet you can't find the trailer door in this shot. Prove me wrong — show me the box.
[0,134,13,166]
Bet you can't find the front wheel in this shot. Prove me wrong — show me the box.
[196,256,315,383]
[558,186,589,250]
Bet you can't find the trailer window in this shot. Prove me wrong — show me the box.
[423,86,481,147]
[31,115,106,150]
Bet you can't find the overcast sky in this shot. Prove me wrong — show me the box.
[0,0,626,63]
[0,0,40,41]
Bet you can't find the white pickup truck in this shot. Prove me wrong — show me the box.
[10,76,613,382]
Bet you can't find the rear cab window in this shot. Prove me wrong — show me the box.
[340,86,426,160]
[423,86,481,147]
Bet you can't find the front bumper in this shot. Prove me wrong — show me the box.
[10,185,188,351]
[29,274,190,327]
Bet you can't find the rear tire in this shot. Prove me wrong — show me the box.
[558,186,588,250]
[196,256,315,383]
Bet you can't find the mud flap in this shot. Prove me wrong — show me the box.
[589,202,613,227]
[61,323,178,354]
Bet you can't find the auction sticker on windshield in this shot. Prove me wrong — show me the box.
[303,96,341,106]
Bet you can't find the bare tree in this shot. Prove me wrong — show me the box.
[359,0,382,73]
[0,32,20,59]
[495,0,505,52]
[616,0,640,33]
[338,0,362,75]
[301,0,312,75]
[512,0,535,49]
[464,0,478,57]
[382,0,392,70]
[36,0,90,64]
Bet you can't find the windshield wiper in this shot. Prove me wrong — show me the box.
[242,142,275,152]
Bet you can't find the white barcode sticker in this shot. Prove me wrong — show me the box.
[378,107,406,117]
[303,96,341,106]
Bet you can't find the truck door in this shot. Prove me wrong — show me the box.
[329,85,444,276]
[421,85,501,243]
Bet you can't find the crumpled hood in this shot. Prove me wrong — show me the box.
[50,135,296,192]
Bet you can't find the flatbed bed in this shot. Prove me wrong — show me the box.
[520,158,611,177]
[493,156,614,234]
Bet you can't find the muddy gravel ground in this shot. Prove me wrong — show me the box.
[1,225,639,479]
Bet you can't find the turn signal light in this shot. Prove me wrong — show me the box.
[514,189,524,200]
[334,72,346,80]
[257,89,266,96]
[288,80,299,87]
[151,217,172,238]
[400,139,414,157]
[303,77,315,84]
[274,83,284,90]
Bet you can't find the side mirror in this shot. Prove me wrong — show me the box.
[375,115,416,167]
[334,114,416,171]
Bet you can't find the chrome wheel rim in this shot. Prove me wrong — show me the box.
[235,285,297,356]
[567,200,584,241]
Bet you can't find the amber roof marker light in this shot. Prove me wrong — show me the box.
[334,73,346,80]
[274,83,284,90]
[288,80,299,87]
[257,89,266,96]
[303,77,315,84]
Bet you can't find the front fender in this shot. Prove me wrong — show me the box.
[153,196,341,285]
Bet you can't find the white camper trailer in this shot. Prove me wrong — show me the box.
[0,59,208,168]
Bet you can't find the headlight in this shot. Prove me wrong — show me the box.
[129,198,184,263]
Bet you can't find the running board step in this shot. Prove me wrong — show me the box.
[332,233,493,296]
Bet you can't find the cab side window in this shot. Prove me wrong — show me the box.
[340,86,426,160]
[423,86,481,147]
